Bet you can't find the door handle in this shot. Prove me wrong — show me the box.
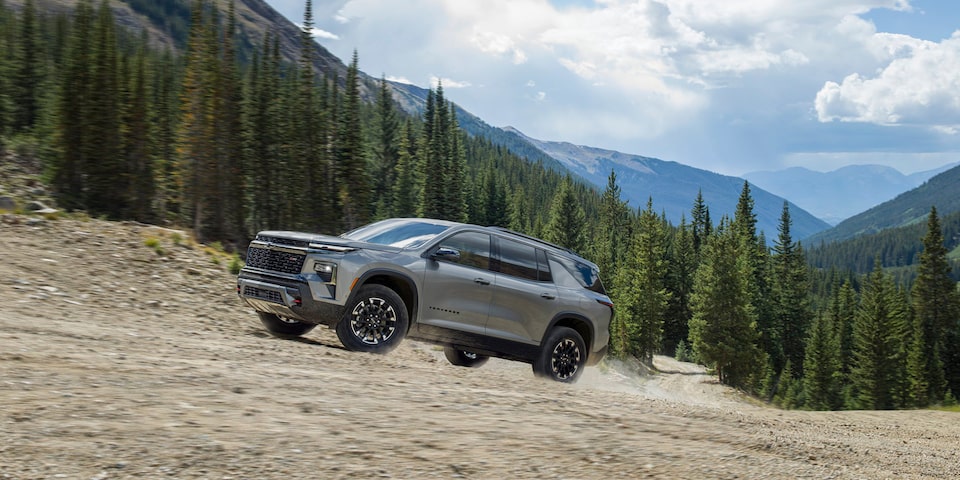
[540,292,556,300]
[474,277,491,285]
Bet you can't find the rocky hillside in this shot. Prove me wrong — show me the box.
[1,210,959,478]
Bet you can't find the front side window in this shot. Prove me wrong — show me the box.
[435,232,491,270]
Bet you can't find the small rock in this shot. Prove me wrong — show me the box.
[0,196,16,211]
[25,200,57,213]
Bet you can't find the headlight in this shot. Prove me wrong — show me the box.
[314,262,338,284]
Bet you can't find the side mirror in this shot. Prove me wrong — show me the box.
[431,247,461,262]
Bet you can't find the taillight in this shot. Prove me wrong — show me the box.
[596,298,614,308]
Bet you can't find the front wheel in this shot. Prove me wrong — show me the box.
[444,346,489,368]
[336,284,409,354]
[258,312,316,338]
[533,327,586,383]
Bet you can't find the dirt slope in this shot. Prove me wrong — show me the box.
[1,216,959,479]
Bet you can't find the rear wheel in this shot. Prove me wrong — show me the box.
[533,327,586,383]
[443,346,489,368]
[258,312,316,338]
[336,284,409,354]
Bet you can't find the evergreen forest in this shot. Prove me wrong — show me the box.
[1,0,958,411]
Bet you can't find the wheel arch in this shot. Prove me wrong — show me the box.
[346,269,419,331]
[545,313,594,359]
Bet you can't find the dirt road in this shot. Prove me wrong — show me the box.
[1,217,958,479]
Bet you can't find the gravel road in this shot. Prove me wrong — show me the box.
[1,217,958,479]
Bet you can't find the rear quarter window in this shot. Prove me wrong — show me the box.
[550,254,605,294]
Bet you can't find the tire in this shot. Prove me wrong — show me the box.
[444,346,490,368]
[533,327,586,383]
[336,284,409,354]
[258,312,316,338]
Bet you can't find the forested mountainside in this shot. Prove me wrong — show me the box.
[2,0,958,413]
[5,0,376,96]
[805,163,960,245]
[807,207,960,284]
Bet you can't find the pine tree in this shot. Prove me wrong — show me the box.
[418,88,442,218]
[371,75,399,218]
[773,202,813,378]
[151,47,179,222]
[12,0,41,133]
[444,104,468,222]
[506,184,530,233]
[592,169,630,293]
[850,259,909,410]
[689,218,764,390]
[908,207,960,405]
[803,311,842,410]
[122,33,154,223]
[691,189,711,254]
[84,0,124,217]
[663,216,695,356]
[612,199,670,364]
[53,0,95,211]
[0,0,10,143]
[177,0,223,240]
[733,182,777,377]
[210,0,244,242]
[543,175,587,253]
[335,50,369,229]
[390,119,420,217]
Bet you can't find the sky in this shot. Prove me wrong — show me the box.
[264,0,960,176]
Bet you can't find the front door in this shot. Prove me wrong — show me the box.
[419,231,494,337]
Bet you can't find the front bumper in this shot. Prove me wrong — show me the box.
[237,272,345,326]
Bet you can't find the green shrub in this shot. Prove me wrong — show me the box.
[144,237,165,255]
[229,254,244,275]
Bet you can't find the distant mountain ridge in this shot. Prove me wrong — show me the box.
[501,128,831,242]
[805,163,960,245]
[744,163,958,225]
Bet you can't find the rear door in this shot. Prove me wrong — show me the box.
[486,237,560,344]
[419,231,494,336]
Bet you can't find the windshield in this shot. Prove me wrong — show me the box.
[341,219,451,248]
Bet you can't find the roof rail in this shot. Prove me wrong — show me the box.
[487,226,579,256]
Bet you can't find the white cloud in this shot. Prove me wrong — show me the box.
[431,76,472,89]
[470,29,528,64]
[815,31,960,129]
[293,0,960,173]
[386,75,414,85]
[310,27,339,40]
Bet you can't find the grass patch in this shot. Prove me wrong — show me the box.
[932,405,960,413]
[144,237,165,255]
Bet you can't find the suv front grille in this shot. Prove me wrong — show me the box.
[246,246,306,275]
[243,285,283,304]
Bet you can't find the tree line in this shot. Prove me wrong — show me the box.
[1,0,958,410]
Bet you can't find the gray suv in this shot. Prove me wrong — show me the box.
[237,218,612,382]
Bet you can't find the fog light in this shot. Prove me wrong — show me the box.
[314,262,337,284]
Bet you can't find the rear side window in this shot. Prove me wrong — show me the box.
[552,254,605,294]
[495,238,553,283]
[497,238,539,281]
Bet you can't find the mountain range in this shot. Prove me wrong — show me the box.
[744,164,958,226]
[805,164,960,245]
